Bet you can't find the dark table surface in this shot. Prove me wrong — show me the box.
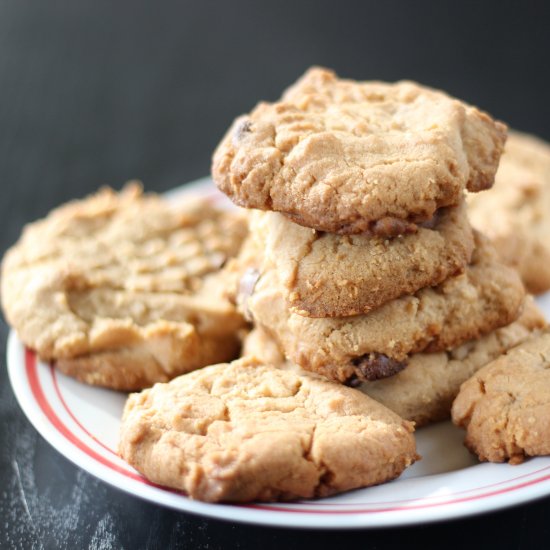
[1,1,550,548]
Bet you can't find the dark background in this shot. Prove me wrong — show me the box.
[1,1,549,548]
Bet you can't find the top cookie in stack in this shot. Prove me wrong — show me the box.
[213,66,506,235]
[213,67,526,387]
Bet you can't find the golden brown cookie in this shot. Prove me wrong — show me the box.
[119,358,418,502]
[1,184,247,390]
[213,67,507,234]
[468,130,550,294]
[249,202,474,317]
[452,327,550,464]
[241,298,545,427]
[240,232,525,385]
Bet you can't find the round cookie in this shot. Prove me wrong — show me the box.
[249,202,474,317]
[119,358,418,502]
[240,232,525,385]
[452,327,550,464]
[213,67,507,234]
[1,184,247,390]
[241,298,546,427]
[468,130,550,294]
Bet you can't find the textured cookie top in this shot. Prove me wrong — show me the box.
[4,183,246,295]
[467,130,550,294]
[249,201,474,317]
[452,327,550,464]
[213,67,507,233]
[241,232,525,384]
[119,358,417,502]
[1,185,247,388]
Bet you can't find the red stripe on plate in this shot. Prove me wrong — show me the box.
[246,470,550,514]
[50,364,118,457]
[25,349,146,484]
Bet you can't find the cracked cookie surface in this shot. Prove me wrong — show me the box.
[1,184,247,390]
[213,66,507,234]
[250,202,474,317]
[119,357,417,502]
[468,130,550,294]
[240,232,525,384]
[452,327,550,464]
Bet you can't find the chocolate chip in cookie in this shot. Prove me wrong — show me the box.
[352,353,407,381]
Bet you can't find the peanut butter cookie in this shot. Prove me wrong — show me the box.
[119,358,418,502]
[452,327,550,464]
[1,184,247,390]
[213,67,507,234]
[249,201,474,317]
[468,130,550,294]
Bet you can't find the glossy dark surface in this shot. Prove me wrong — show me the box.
[1,2,549,548]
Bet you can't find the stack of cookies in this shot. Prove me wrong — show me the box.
[4,67,550,504]
[213,67,546,426]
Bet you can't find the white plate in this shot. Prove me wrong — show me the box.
[7,178,550,529]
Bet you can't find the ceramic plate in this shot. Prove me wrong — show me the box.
[7,178,550,528]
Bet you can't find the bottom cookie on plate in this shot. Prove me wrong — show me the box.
[119,358,418,502]
[452,327,550,464]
